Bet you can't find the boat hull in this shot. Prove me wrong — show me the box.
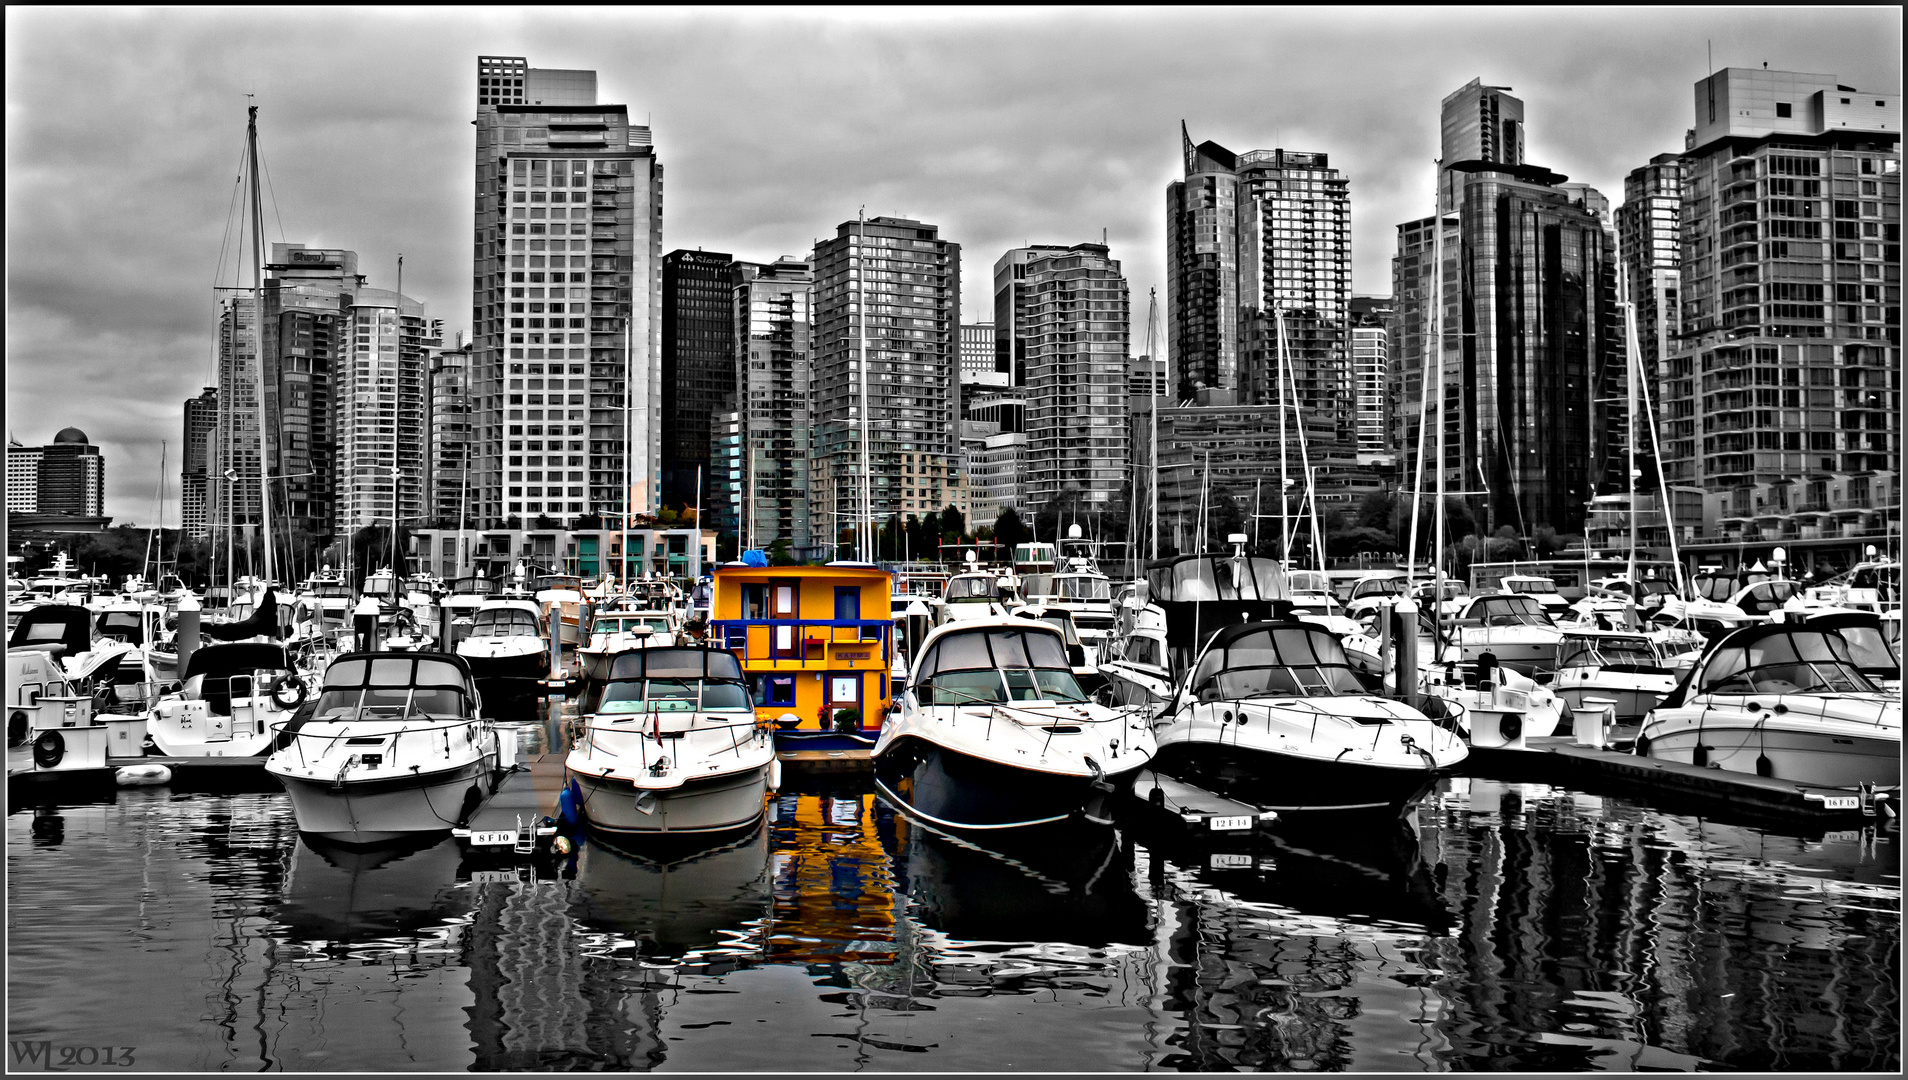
[569,764,770,835]
[270,755,496,844]
[1151,739,1440,816]
[1555,683,1669,726]
[1637,715,1901,789]
[872,734,1119,832]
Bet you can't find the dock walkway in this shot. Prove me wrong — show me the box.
[1466,736,1894,824]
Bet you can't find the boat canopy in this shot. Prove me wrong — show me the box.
[314,652,478,719]
[183,643,296,715]
[1659,624,1879,708]
[944,574,1001,601]
[1146,555,1288,603]
[9,604,93,656]
[1459,594,1555,627]
[912,623,1084,704]
[1188,621,1365,701]
[469,606,542,636]
[1555,633,1663,672]
[1054,574,1111,601]
[606,646,745,683]
[1795,612,1900,678]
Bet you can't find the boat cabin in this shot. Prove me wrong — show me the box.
[710,564,894,732]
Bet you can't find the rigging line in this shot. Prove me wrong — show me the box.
[256,132,289,247]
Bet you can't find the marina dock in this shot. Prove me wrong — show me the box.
[1465,736,1896,825]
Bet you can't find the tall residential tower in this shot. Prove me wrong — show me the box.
[470,56,662,528]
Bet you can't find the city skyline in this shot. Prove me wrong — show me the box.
[6,7,1900,523]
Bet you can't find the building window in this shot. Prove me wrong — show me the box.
[1775,102,1792,118]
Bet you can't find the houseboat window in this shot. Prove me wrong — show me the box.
[835,586,861,623]
[753,675,796,706]
[742,583,768,620]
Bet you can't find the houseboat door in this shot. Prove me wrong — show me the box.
[771,578,799,658]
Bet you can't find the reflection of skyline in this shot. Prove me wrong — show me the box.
[7,775,1898,1071]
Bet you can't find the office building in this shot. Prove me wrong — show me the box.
[810,216,961,551]
[7,439,40,514]
[1664,67,1899,565]
[470,55,662,528]
[998,243,1130,510]
[662,249,735,509]
[181,387,218,537]
[333,293,435,535]
[959,321,1002,385]
[731,256,815,557]
[1392,80,1620,538]
[1616,153,1686,490]
[40,432,104,519]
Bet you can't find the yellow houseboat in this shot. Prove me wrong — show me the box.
[710,564,894,735]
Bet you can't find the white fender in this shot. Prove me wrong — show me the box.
[115,763,173,787]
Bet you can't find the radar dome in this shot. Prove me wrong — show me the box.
[52,427,89,445]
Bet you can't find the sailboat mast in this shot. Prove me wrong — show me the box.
[1275,308,1291,562]
[1620,258,1639,589]
[1148,289,1160,564]
[857,208,872,564]
[246,104,275,590]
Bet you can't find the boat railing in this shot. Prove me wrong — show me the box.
[270,702,486,769]
[573,711,765,760]
[711,618,891,666]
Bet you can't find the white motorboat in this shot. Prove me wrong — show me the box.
[266,651,502,844]
[1549,629,1679,725]
[1441,593,1566,681]
[1098,602,1173,708]
[1496,574,1575,619]
[872,617,1153,833]
[566,646,775,836]
[145,642,310,758]
[937,570,1013,624]
[454,596,551,700]
[1152,620,1469,817]
[1045,557,1117,663]
[1634,622,1900,790]
[578,607,680,683]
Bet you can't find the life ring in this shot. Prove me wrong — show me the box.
[32,729,65,769]
[8,710,27,748]
[269,674,309,711]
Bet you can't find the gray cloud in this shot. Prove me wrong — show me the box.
[6,7,1898,524]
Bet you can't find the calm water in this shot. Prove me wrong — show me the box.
[6,702,1899,1072]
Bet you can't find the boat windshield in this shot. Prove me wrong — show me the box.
[452,579,498,596]
[1190,625,1365,700]
[1026,613,1081,647]
[944,575,998,602]
[598,677,752,714]
[1056,576,1111,602]
[1557,635,1662,671]
[1695,631,1879,696]
[471,609,540,636]
[1506,578,1559,595]
[1465,595,1555,627]
[914,627,1085,704]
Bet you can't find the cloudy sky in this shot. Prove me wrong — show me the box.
[6,6,1899,525]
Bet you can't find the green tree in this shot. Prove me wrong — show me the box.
[938,504,966,543]
[766,538,798,566]
[991,507,1029,554]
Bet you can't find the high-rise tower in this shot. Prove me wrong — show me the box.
[470,56,662,528]
[810,216,961,554]
[996,243,1130,511]
[1664,68,1899,552]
